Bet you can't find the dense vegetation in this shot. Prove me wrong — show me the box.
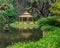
[0,0,60,48]
[50,0,60,15]
[10,22,38,29]
[9,16,60,48]
[9,29,60,48]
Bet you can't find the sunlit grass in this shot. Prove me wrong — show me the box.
[10,21,39,29]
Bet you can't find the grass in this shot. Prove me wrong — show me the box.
[8,16,60,48]
[41,25,59,31]
[8,28,60,48]
[10,21,39,29]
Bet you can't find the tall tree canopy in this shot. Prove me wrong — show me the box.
[50,0,60,15]
[0,0,17,23]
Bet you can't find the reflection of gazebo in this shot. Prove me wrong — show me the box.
[19,11,34,24]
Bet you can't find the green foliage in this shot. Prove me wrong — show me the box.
[9,29,60,48]
[10,22,39,29]
[2,9,17,18]
[50,0,60,15]
[0,0,14,4]
[0,0,15,10]
[41,25,58,31]
[8,16,60,48]
[0,0,17,23]
[38,16,60,27]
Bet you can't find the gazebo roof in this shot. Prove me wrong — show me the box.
[19,11,33,18]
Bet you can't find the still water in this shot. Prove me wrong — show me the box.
[0,26,43,48]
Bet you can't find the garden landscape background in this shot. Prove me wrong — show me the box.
[0,0,60,48]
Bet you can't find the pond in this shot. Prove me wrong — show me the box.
[0,24,43,48]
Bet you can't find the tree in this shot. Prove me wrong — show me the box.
[0,0,17,22]
[50,0,60,15]
[26,0,51,18]
[0,0,17,31]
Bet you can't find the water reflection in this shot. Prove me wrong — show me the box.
[19,28,43,40]
[0,25,43,48]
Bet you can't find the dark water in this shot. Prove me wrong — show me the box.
[0,25,43,48]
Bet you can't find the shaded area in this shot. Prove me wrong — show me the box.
[0,24,43,48]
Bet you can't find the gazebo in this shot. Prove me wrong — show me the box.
[19,11,34,24]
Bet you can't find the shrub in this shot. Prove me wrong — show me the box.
[10,22,39,29]
[38,16,60,27]
[9,29,60,48]
[41,25,58,31]
[2,9,17,18]
[50,0,60,15]
[2,9,17,23]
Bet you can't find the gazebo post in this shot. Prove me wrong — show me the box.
[27,17,29,24]
[19,17,20,24]
[22,17,23,24]
[32,17,34,24]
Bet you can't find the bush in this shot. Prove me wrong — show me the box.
[8,16,60,48]
[2,9,17,23]
[10,22,39,29]
[41,25,58,31]
[0,0,18,23]
[50,0,60,15]
[9,29,60,48]
[2,9,17,18]
[38,16,60,27]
